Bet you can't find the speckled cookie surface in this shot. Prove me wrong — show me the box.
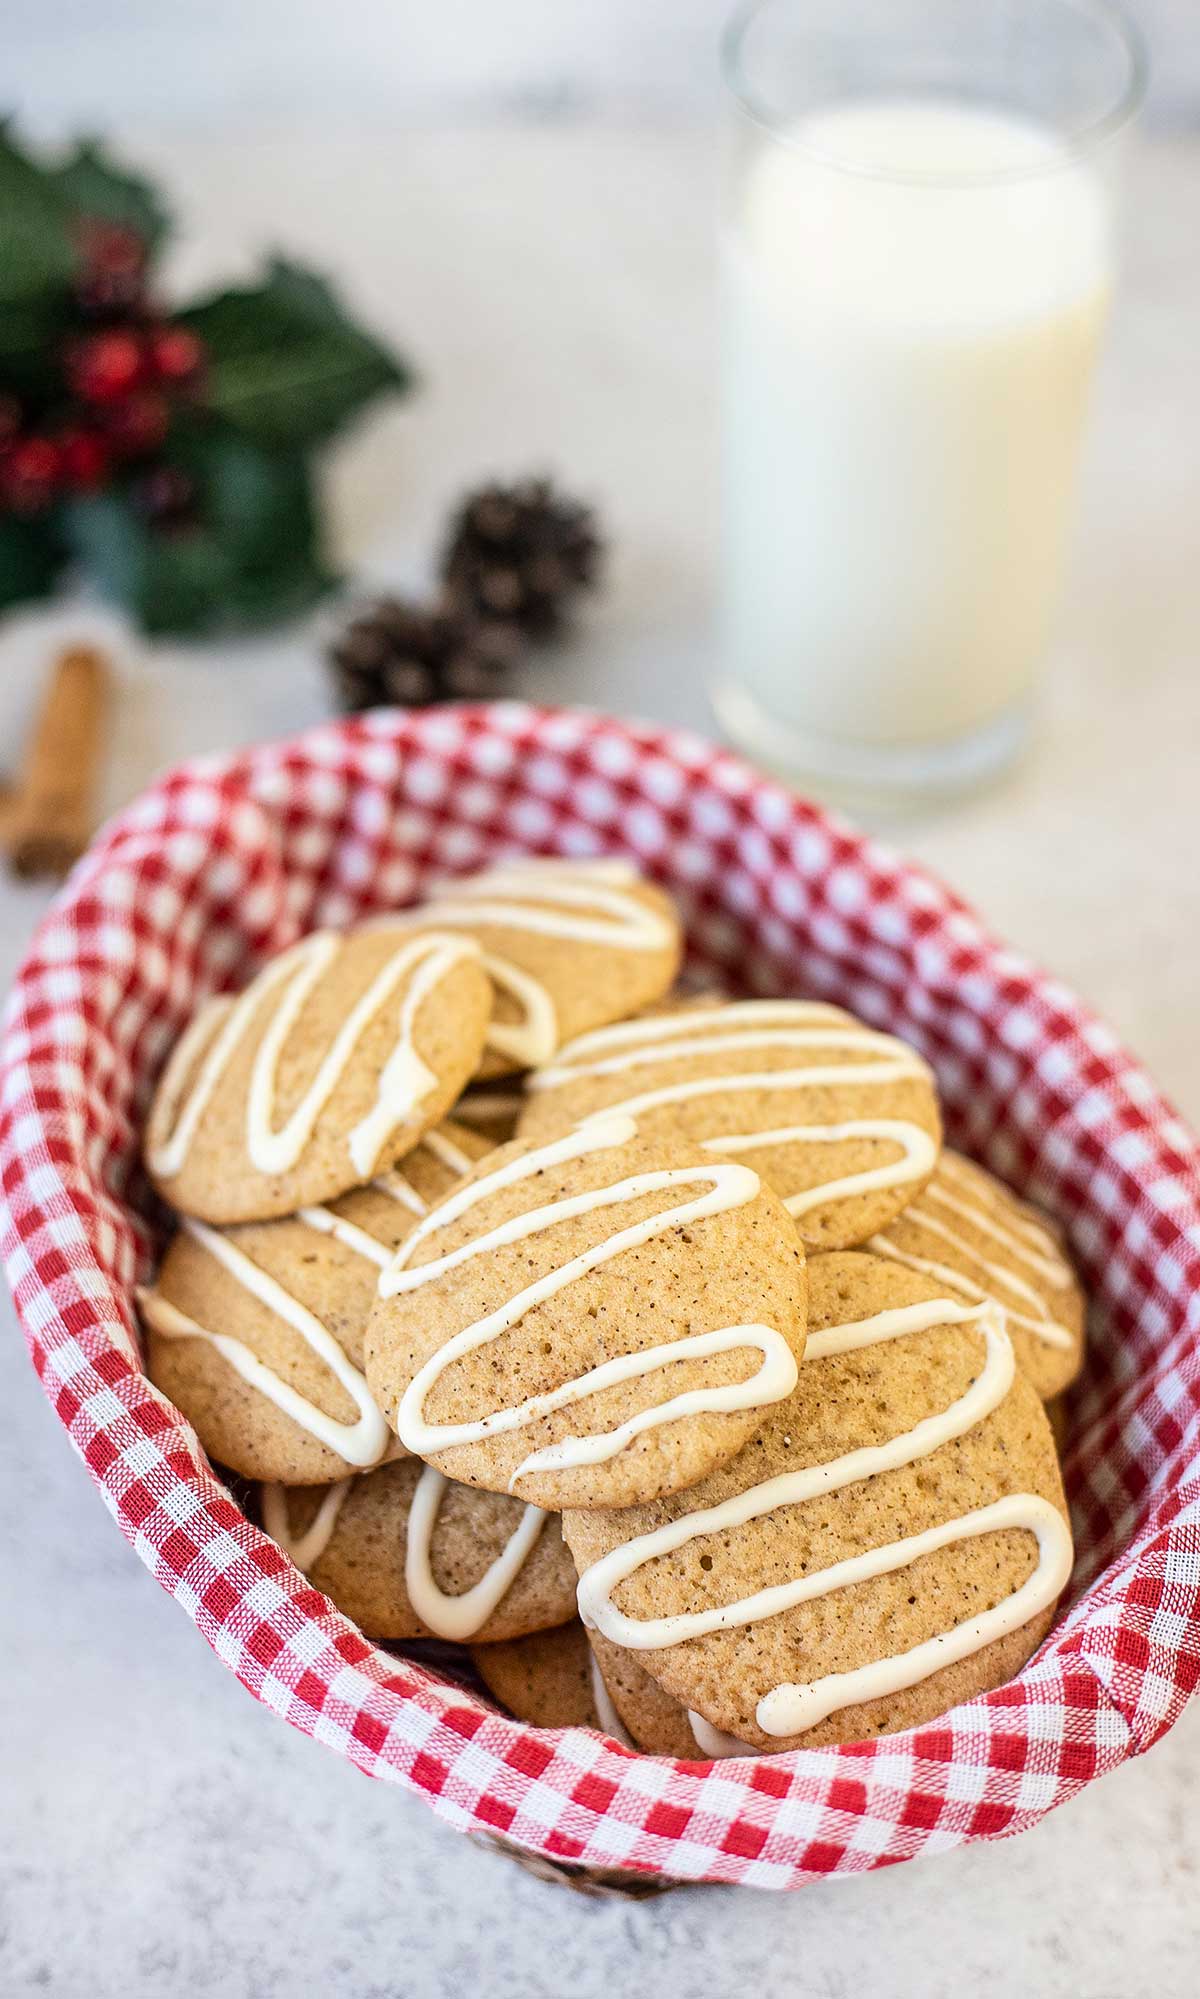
[866,1149,1085,1400]
[565,1251,1069,1750]
[144,923,492,1222]
[518,998,942,1250]
[405,857,683,1077]
[261,1460,577,1643]
[364,1119,808,1511]
[139,1122,490,1484]
[472,1623,601,1731]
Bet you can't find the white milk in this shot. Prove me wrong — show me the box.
[720,99,1112,758]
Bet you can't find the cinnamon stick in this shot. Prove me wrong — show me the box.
[0,645,112,880]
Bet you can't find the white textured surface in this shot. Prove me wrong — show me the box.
[6,0,1198,128]
[1,124,1198,1995]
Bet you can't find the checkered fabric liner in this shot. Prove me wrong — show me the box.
[2,703,1197,1890]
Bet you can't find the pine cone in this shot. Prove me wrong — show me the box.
[327,596,523,712]
[441,476,602,640]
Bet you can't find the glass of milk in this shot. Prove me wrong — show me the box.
[716,0,1144,807]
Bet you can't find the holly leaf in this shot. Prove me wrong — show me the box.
[0,125,76,307]
[52,137,171,256]
[0,514,64,611]
[64,427,337,634]
[178,257,411,450]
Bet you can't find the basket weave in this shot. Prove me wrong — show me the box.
[1,702,1197,1893]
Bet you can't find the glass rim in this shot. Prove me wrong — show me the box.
[720,0,1147,185]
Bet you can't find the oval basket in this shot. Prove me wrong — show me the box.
[2,702,1198,1893]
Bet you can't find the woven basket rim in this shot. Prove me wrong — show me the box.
[2,700,1197,1891]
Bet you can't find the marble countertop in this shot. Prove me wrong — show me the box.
[1,123,1197,1998]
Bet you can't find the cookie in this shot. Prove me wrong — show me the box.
[259,1458,576,1643]
[518,998,942,1250]
[139,1122,490,1483]
[587,1631,758,1758]
[866,1149,1085,1400]
[364,1114,808,1511]
[398,857,682,1075]
[472,1623,603,1731]
[144,923,493,1222]
[566,1251,1071,1750]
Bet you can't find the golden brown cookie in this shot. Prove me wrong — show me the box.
[400,857,682,1076]
[364,1116,808,1511]
[566,1251,1071,1751]
[866,1149,1085,1400]
[518,998,942,1250]
[260,1459,576,1643]
[472,1623,602,1730]
[139,1122,490,1484]
[144,923,492,1222]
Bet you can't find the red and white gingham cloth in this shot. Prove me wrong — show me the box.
[1,703,1198,1890]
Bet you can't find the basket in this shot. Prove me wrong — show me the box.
[2,702,1197,1893]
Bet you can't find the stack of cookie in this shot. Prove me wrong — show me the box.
[137,857,1084,1757]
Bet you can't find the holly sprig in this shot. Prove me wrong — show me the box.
[0,125,411,634]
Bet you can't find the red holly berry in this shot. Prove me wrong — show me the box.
[147,324,205,390]
[103,390,170,460]
[58,426,112,493]
[1,436,63,513]
[66,329,146,404]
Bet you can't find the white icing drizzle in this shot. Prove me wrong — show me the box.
[147,929,479,1184]
[755,1495,1072,1735]
[420,1127,475,1177]
[588,1654,636,1747]
[372,1168,429,1217]
[260,1464,545,1642]
[390,858,674,1068]
[294,1147,447,1270]
[404,1464,548,1641]
[381,1115,799,1487]
[295,1202,394,1269]
[478,953,559,1068]
[261,1477,352,1569]
[868,1155,1075,1352]
[530,1002,937,1220]
[576,1296,1072,1737]
[138,1219,390,1468]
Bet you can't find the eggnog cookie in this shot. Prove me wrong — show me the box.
[518,999,942,1250]
[398,857,682,1076]
[144,924,492,1222]
[139,1121,491,1484]
[472,1623,602,1731]
[566,1252,1071,1751]
[364,1116,808,1511]
[866,1149,1085,1401]
[259,1459,576,1643]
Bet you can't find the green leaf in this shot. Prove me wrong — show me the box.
[0,514,64,611]
[52,137,171,255]
[179,256,411,450]
[64,426,337,634]
[0,125,76,307]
